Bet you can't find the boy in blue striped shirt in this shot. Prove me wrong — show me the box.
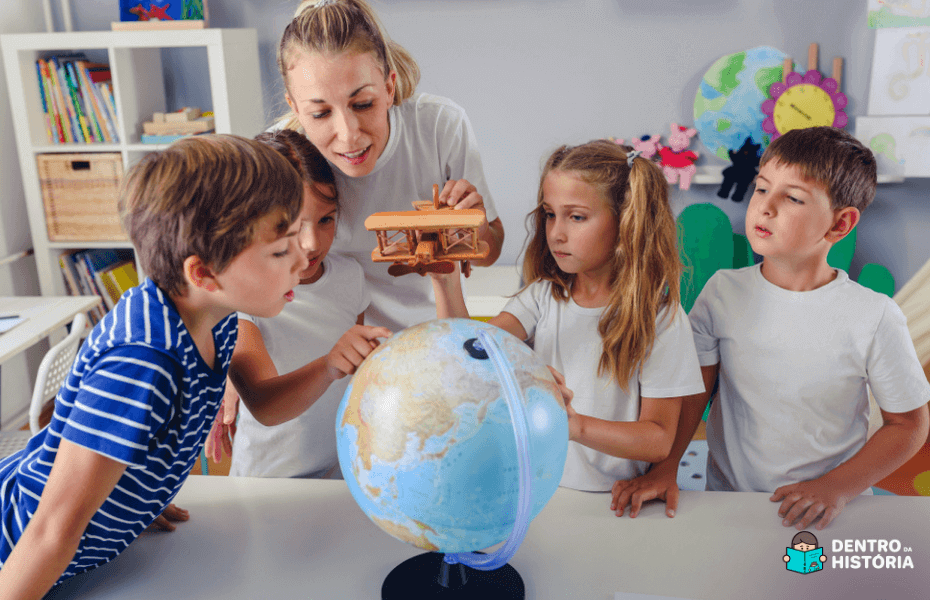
[0,135,310,598]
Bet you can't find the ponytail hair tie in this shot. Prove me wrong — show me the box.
[626,150,642,167]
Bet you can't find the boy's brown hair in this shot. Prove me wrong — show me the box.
[119,134,304,296]
[760,126,877,212]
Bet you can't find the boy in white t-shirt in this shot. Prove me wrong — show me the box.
[612,126,930,530]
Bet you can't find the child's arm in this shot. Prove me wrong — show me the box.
[0,441,127,600]
[429,264,529,341]
[430,265,469,319]
[610,363,719,518]
[230,319,390,427]
[568,394,681,464]
[771,403,929,530]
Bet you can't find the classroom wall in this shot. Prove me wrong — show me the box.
[20,0,930,293]
[0,3,48,422]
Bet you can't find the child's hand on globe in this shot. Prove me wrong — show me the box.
[547,366,579,440]
[327,325,392,379]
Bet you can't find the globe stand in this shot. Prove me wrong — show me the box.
[381,552,524,599]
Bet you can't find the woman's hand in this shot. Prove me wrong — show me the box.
[438,179,488,237]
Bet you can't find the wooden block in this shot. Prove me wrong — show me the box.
[143,116,214,135]
[153,112,165,123]
[165,107,201,122]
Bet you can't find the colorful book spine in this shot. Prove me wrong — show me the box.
[76,61,107,143]
[34,61,54,143]
[98,83,120,142]
[109,261,139,293]
[47,58,74,143]
[92,82,117,143]
[64,62,93,143]
[56,61,82,142]
[38,60,65,143]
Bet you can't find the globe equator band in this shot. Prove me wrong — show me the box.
[444,329,533,571]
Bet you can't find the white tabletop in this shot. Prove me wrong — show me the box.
[0,296,98,364]
[45,476,930,600]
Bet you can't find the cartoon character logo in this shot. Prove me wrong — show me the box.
[784,531,827,574]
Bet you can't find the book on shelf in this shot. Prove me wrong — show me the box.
[34,55,119,144]
[58,249,138,322]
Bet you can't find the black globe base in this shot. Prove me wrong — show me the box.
[381,552,525,599]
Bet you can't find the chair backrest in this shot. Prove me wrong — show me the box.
[28,312,87,434]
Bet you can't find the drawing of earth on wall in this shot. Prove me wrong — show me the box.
[694,46,792,161]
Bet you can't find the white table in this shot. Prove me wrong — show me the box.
[0,296,99,427]
[0,296,99,364]
[45,476,930,599]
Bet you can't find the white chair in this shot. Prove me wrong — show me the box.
[0,312,87,459]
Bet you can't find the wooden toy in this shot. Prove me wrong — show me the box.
[658,123,699,190]
[365,185,490,277]
[142,107,214,136]
[761,43,848,139]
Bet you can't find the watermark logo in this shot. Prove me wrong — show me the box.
[830,538,915,569]
[784,531,826,574]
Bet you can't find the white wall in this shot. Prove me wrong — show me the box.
[19,0,930,292]
[0,2,48,424]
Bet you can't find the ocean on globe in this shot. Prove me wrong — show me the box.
[694,46,791,161]
[336,318,569,554]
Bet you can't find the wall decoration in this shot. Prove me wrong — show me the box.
[114,0,208,29]
[717,136,762,202]
[868,0,930,28]
[867,26,930,115]
[855,116,930,177]
[693,46,788,162]
[761,43,847,139]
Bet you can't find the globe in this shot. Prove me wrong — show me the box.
[336,318,569,555]
[694,46,792,161]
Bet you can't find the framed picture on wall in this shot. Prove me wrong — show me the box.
[114,0,209,29]
[868,0,930,28]
[856,116,930,178]
[866,27,930,115]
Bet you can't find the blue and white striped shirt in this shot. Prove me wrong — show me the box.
[0,278,237,583]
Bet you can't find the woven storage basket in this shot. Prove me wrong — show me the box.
[37,153,127,241]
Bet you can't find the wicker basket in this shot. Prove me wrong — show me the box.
[37,153,127,242]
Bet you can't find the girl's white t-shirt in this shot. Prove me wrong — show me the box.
[504,281,705,491]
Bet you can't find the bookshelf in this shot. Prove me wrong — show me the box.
[1,28,265,300]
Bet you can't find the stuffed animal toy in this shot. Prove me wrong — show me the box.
[717,136,761,202]
[658,124,699,190]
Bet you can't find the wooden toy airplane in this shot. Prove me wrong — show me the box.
[364,184,490,277]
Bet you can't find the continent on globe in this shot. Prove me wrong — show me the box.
[337,319,569,554]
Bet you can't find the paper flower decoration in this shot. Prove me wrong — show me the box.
[761,70,847,139]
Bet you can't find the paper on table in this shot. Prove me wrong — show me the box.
[615,594,695,600]
[0,316,25,334]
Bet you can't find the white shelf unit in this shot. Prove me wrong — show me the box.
[1,29,265,298]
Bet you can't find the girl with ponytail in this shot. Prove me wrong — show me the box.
[432,139,704,493]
